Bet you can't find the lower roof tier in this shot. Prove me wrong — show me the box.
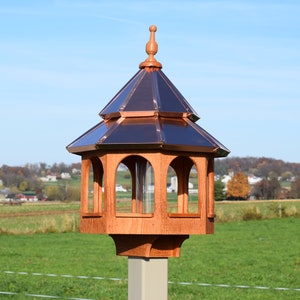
[67,116,230,157]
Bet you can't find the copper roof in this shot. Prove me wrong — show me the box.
[67,25,230,157]
[99,68,199,122]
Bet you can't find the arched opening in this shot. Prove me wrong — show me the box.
[167,156,198,215]
[81,157,104,214]
[167,165,177,213]
[188,164,198,213]
[115,162,131,213]
[116,155,154,214]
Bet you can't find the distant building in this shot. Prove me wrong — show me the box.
[40,175,57,182]
[248,175,262,185]
[72,168,81,174]
[61,172,71,179]
[16,193,38,202]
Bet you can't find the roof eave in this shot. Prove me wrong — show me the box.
[67,142,229,157]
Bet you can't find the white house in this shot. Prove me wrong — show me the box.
[40,175,57,182]
[61,172,71,179]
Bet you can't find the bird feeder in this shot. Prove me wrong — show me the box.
[67,25,229,259]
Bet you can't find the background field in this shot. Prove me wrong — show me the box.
[0,202,299,299]
[1,200,300,234]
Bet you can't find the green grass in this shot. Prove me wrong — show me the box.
[170,218,300,299]
[0,218,299,299]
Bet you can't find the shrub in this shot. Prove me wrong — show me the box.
[242,206,262,221]
[268,203,286,218]
[285,205,299,217]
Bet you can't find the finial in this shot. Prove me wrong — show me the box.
[139,25,162,69]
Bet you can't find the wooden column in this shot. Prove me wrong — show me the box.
[198,157,208,223]
[81,158,90,214]
[208,157,215,218]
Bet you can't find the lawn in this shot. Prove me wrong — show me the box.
[0,217,299,299]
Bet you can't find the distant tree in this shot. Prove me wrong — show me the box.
[9,185,19,194]
[268,171,278,179]
[290,177,300,199]
[214,159,227,176]
[226,172,250,200]
[280,171,293,181]
[255,159,274,178]
[39,162,47,171]
[50,162,69,174]
[45,185,61,201]
[45,183,80,201]
[65,186,80,202]
[268,177,281,199]
[19,180,29,192]
[214,180,226,201]
[252,178,281,200]
[252,179,268,200]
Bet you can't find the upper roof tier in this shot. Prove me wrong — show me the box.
[99,68,200,122]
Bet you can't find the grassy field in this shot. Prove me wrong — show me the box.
[0,202,80,234]
[0,201,299,299]
[1,200,300,234]
[0,219,299,299]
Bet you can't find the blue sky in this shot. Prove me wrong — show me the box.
[1,0,299,165]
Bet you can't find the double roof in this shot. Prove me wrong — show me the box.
[67,26,229,157]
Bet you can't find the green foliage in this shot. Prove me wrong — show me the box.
[65,186,80,202]
[0,219,299,299]
[214,179,226,201]
[19,180,28,191]
[44,184,80,201]
[44,185,61,201]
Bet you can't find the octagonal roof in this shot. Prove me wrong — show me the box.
[67,25,229,157]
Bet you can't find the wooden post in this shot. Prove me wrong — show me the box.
[128,257,168,300]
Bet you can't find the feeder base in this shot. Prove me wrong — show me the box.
[110,234,189,258]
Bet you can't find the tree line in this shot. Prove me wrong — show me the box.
[0,162,81,201]
[215,157,300,200]
[1,157,300,201]
[215,156,300,179]
[215,173,300,201]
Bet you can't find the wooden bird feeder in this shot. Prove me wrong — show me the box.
[67,25,230,259]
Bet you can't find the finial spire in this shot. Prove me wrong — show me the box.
[139,25,162,69]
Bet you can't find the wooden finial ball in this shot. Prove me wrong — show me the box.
[149,25,157,32]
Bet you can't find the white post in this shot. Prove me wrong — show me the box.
[128,257,168,300]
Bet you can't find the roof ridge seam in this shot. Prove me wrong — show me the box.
[152,71,159,111]
[120,70,146,112]
[159,70,199,119]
